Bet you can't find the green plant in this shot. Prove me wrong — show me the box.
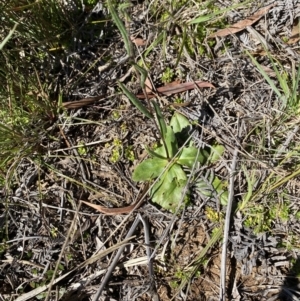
[0,0,97,185]
[205,206,224,222]
[246,48,300,109]
[174,227,223,296]
[109,138,123,163]
[78,142,88,156]
[50,227,59,238]
[107,2,227,211]
[130,102,225,212]
[161,67,175,83]
[125,146,135,161]
[0,0,108,185]
[243,198,291,233]
[243,204,272,232]
[170,280,179,289]
[0,243,7,256]
[133,108,210,212]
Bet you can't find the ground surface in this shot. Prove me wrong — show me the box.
[0,0,300,300]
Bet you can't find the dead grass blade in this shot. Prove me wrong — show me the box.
[136,80,215,99]
[81,199,142,215]
[62,95,105,109]
[189,0,252,25]
[10,0,43,11]
[209,3,275,38]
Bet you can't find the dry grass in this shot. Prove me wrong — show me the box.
[0,0,300,300]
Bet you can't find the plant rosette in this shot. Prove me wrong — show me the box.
[133,109,210,212]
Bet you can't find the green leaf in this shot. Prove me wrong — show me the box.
[170,112,192,145]
[291,64,300,106]
[150,128,178,160]
[151,164,188,212]
[144,32,164,57]
[151,106,181,159]
[165,125,178,158]
[177,146,210,165]
[168,163,187,182]
[198,148,210,164]
[106,0,133,57]
[170,112,191,134]
[154,181,187,212]
[212,177,228,205]
[208,144,225,163]
[132,157,168,181]
[145,145,167,159]
[195,179,213,197]
[151,145,168,157]
[118,82,153,119]
[177,146,209,167]
[239,165,256,210]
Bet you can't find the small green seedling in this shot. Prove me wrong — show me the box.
[110,138,123,163]
[161,67,175,83]
[78,142,87,156]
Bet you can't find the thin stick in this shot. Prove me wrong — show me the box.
[139,214,160,301]
[219,147,239,301]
